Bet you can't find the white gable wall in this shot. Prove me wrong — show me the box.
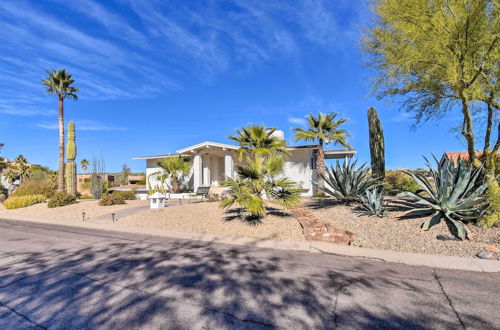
[283,149,316,196]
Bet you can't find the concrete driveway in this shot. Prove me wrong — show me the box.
[0,218,498,329]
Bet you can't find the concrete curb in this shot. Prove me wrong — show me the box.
[1,214,499,273]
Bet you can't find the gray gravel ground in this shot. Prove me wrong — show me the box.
[307,198,500,260]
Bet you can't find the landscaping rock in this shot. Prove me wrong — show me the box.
[476,251,494,259]
[436,234,461,241]
[484,245,499,253]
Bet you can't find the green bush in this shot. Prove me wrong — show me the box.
[384,171,419,195]
[99,194,126,206]
[79,194,94,200]
[47,191,77,208]
[11,179,56,199]
[4,194,46,209]
[111,190,136,200]
[479,183,500,227]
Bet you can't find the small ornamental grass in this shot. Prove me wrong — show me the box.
[99,194,126,206]
[48,191,77,208]
[399,156,494,240]
[4,194,46,209]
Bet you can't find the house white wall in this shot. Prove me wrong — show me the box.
[283,149,316,196]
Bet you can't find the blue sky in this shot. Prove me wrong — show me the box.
[0,0,466,172]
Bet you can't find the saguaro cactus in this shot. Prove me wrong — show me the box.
[368,107,385,180]
[65,121,77,195]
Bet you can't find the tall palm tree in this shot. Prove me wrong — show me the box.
[14,155,30,184]
[293,112,351,189]
[42,69,79,191]
[157,157,191,193]
[80,159,88,175]
[229,125,287,160]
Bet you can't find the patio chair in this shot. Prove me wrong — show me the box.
[189,186,211,202]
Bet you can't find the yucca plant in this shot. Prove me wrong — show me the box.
[358,188,386,217]
[399,156,493,240]
[220,152,300,219]
[317,159,381,203]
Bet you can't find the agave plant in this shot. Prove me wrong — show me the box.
[399,156,493,240]
[220,152,300,219]
[358,188,386,217]
[317,159,381,203]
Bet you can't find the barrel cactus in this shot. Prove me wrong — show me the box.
[368,107,385,180]
[65,121,77,195]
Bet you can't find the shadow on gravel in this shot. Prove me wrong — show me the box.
[0,234,492,329]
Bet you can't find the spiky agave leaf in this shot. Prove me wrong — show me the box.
[358,188,386,217]
[400,156,494,240]
[317,159,381,203]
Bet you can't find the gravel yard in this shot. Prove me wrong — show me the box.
[119,201,305,241]
[306,198,500,260]
[0,199,148,222]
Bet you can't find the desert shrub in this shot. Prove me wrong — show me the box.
[4,194,46,209]
[79,194,94,199]
[111,190,136,200]
[11,179,56,199]
[0,193,6,202]
[318,159,381,203]
[384,171,419,195]
[358,188,386,217]
[47,191,77,208]
[479,183,500,227]
[399,157,492,240]
[99,194,126,206]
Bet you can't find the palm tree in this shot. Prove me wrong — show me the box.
[157,157,191,193]
[229,125,287,160]
[42,69,79,191]
[14,155,30,184]
[221,152,300,219]
[293,112,351,189]
[80,159,88,174]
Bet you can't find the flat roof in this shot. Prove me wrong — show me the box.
[133,141,356,160]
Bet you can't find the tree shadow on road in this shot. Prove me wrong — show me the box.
[0,231,493,329]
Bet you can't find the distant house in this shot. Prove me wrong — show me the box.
[77,173,146,195]
[133,130,356,197]
[439,151,500,168]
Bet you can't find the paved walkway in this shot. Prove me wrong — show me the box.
[0,218,498,329]
[88,205,149,223]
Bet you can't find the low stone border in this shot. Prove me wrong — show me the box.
[291,207,356,245]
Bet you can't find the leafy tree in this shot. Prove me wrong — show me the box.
[80,159,88,174]
[119,164,131,186]
[364,0,499,169]
[42,69,79,191]
[157,157,191,193]
[229,125,287,160]
[293,112,351,190]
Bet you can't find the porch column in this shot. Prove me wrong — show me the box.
[193,153,202,192]
[224,152,234,179]
[203,155,210,186]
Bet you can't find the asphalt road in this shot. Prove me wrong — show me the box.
[0,218,498,329]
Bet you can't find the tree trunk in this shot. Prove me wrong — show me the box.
[172,176,180,193]
[483,96,499,181]
[57,95,65,191]
[459,93,476,166]
[316,141,325,194]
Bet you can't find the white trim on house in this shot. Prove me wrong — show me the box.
[134,136,356,197]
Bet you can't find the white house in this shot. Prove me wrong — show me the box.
[133,130,355,197]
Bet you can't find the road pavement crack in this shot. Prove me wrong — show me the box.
[432,269,466,330]
[0,300,47,329]
[332,280,353,328]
